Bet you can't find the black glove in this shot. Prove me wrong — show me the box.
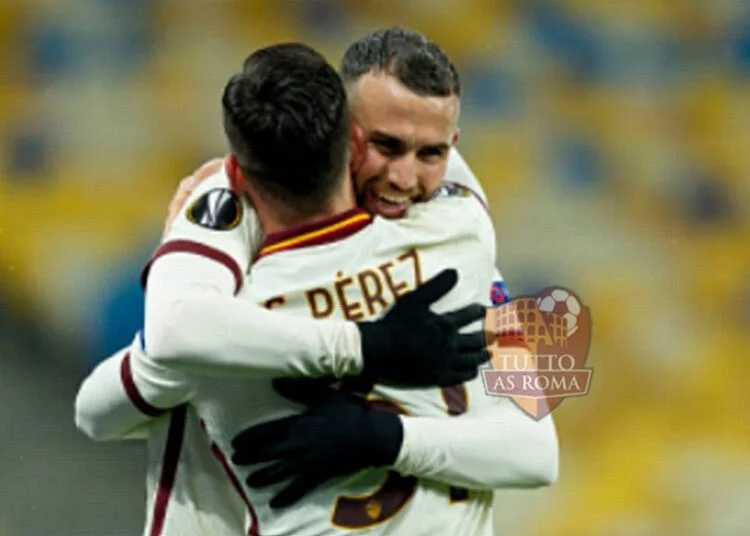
[232,378,402,509]
[357,268,488,387]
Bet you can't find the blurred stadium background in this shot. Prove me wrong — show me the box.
[0,0,748,534]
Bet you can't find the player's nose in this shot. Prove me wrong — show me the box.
[386,154,419,193]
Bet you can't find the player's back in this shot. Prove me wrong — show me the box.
[194,189,497,535]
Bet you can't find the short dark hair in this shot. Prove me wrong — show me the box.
[222,43,349,215]
[340,26,460,97]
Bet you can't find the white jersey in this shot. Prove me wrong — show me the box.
[192,187,497,536]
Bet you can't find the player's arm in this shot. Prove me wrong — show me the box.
[389,294,558,492]
[74,334,195,441]
[73,162,223,442]
[393,397,558,490]
[144,253,361,379]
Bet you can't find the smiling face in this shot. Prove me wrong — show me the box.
[348,72,460,219]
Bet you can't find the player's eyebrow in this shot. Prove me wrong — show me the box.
[422,142,450,152]
[370,131,449,153]
[369,130,403,143]
[369,131,406,153]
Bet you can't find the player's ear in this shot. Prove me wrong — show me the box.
[225,154,245,194]
[349,122,366,175]
[452,129,460,145]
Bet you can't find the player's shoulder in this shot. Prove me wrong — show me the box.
[409,181,492,233]
[427,181,476,202]
[167,169,257,242]
[372,188,494,258]
[141,169,261,289]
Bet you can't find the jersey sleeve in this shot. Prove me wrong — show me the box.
[74,333,191,441]
[144,260,364,379]
[392,397,559,490]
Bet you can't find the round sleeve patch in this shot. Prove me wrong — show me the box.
[186,188,243,231]
[428,182,473,200]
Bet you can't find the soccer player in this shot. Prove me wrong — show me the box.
[77,31,558,536]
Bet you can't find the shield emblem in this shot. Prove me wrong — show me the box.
[482,287,593,420]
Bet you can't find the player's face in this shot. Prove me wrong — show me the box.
[348,73,459,219]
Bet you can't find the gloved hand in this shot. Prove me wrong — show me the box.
[357,268,488,387]
[232,378,402,509]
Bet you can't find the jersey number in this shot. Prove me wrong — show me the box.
[331,381,470,530]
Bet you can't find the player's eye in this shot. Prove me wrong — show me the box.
[418,146,447,161]
[371,138,404,156]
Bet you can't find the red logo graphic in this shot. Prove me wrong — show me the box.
[482,287,593,420]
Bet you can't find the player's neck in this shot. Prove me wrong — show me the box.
[258,182,357,236]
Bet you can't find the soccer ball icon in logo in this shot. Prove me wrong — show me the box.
[536,288,582,337]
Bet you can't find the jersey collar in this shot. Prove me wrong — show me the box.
[257,207,373,259]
